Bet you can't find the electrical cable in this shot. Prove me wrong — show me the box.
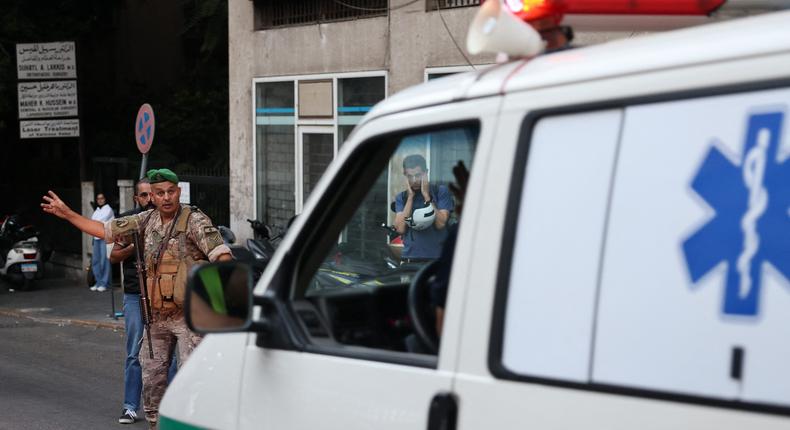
[331,0,421,12]
[326,0,477,69]
[435,3,477,69]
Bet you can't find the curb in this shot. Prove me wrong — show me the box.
[0,309,124,330]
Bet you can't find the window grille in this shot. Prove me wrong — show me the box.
[426,0,481,11]
[255,0,388,30]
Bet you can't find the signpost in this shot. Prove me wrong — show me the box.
[19,119,79,138]
[17,80,78,119]
[178,182,191,204]
[16,41,77,80]
[135,103,155,179]
[16,41,80,141]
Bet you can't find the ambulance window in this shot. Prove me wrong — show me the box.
[500,110,622,382]
[294,123,478,359]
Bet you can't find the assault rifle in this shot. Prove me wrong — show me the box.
[132,230,154,359]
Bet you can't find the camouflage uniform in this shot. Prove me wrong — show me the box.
[105,204,230,429]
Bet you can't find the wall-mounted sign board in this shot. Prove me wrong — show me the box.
[20,119,80,139]
[16,42,77,80]
[17,80,78,119]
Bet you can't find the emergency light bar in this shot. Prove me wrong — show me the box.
[504,0,727,23]
[468,0,737,58]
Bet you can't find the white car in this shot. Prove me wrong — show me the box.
[161,2,790,429]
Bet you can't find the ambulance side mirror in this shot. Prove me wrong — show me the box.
[185,261,254,333]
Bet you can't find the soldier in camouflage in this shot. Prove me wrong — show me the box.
[41,168,232,430]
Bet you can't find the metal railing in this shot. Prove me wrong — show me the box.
[179,167,229,227]
[426,0,481,11]
[256,0,388,30]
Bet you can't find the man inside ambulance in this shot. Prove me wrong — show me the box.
[394,154,454,263]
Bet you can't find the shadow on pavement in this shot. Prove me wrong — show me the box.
[0,276,124,329]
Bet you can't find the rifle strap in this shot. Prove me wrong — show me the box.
[136,209,156,258]
[175,206,192,233]
[152,206,181,273]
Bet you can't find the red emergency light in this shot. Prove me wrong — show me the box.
[503,0,727,25]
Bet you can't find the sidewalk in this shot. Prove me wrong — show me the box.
[0,275,125,330]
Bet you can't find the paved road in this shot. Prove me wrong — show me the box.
[0,314,146,429]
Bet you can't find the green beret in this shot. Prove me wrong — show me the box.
[146,168,179,184]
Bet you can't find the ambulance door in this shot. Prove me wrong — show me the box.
[451,100,625,428]
[237,98,500,430]
[592,86,790,420]
[454,83,790,427]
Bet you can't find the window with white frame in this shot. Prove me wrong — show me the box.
[254,73,387,229]
[424,65,477,82]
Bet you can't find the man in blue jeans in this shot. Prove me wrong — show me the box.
[110,179,155,424]
[111,179,179,424]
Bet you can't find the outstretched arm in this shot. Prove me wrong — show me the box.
[41,190,105,239]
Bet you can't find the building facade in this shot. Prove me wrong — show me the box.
[228,0,494,239]
[227,0,651,240]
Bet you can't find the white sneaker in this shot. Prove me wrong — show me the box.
[96,286,108,292]
[89,285,99,291]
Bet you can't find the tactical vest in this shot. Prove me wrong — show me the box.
[145,207,209,315]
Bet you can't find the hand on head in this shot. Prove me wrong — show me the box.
[420,173,431,200]
[405,176,415,197]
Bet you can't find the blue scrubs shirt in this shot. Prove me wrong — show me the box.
[395,185,454,259]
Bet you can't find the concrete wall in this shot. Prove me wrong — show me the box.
[228,1,498,241]
[252,16,389,78]
[228,0,256,241]
[80,181,95,272]
[242,1,495,93]
[389,1,494,93]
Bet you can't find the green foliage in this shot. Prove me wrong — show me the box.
[182,0,226,62]
[0,0,230,237]
[0,0,229,178]
[155,0,229,171]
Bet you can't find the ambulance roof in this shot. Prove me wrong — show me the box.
[365,9,790,121]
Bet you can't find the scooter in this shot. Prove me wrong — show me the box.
[217,221,279,283]
[245,219,281,269]
[308,222,407,292]
[240,217,404,290]
[0,215,44,290]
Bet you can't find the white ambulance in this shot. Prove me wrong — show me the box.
[161,1,790,429]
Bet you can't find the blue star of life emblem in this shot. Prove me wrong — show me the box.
[683,110,790,317]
